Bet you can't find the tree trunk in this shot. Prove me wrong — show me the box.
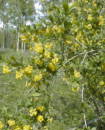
[23,43,26,51]
[16,32,19,51]
[21,42,24,51]
[2,23,5,49]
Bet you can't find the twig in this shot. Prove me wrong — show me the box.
[82,87,88,128]
[81,52,88,65]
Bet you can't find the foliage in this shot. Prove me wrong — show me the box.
[1,0,105,130]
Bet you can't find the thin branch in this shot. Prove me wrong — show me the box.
[58,48,105,71]
[81,52,88,65]
[82,87,88,128]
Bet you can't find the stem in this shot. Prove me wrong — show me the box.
[81,87,87,128]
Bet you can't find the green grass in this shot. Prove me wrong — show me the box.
[0,50,30,119]
[0,49,95,129]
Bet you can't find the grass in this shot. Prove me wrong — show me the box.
[0,50,29,119]
[0,49,95,129]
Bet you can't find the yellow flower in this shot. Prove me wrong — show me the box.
[20,35,27,42]
[36,106,45,112]
[14,126,21,130]
[33,73,43,82]
[74,71,81,78]
[29,108,37,117]
[48,63,57,72]
[24,65,33,74]
[16,70,23,79]
[34,43,43,53]
[99,16,104,25]
[45,43,53,49]
[86,24,92,29]
[7,120,15,127]
[99,81,104,86]
[72,87,80,92]
[87,15,93,21]
[52,57,59,64]
[37,115,44,122]
[0,121,4,129]
[34,58,43,65]
[3,65,11,74]
[23,125,32,130]
[44,51,51,58]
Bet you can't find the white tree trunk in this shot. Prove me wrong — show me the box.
[21,42,24,51]
[16,32,19,51]
[2,23,5,49]
[23,43,26,51]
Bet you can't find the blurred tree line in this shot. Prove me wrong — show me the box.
[0,0,73,51]
[0,0,36,50]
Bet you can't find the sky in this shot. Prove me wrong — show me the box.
[26,2,43,25]
[0,21,3,28]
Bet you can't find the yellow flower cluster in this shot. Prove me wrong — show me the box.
[44,51,51,58]
[45,25,64,34]
[29,40,60,73]
[29,106,45,123]
[24,65,33,74]
[16,65,33,79]
[34,58,43,65]
[48,55,59,72]
[33,43,43,53]
[16,70,23,79]
[20,33,31,43]
[29,108,37,116]
[51,57,59,64]
[0,119,33,130]
[20,35,27,42]
[3,65,11,74]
